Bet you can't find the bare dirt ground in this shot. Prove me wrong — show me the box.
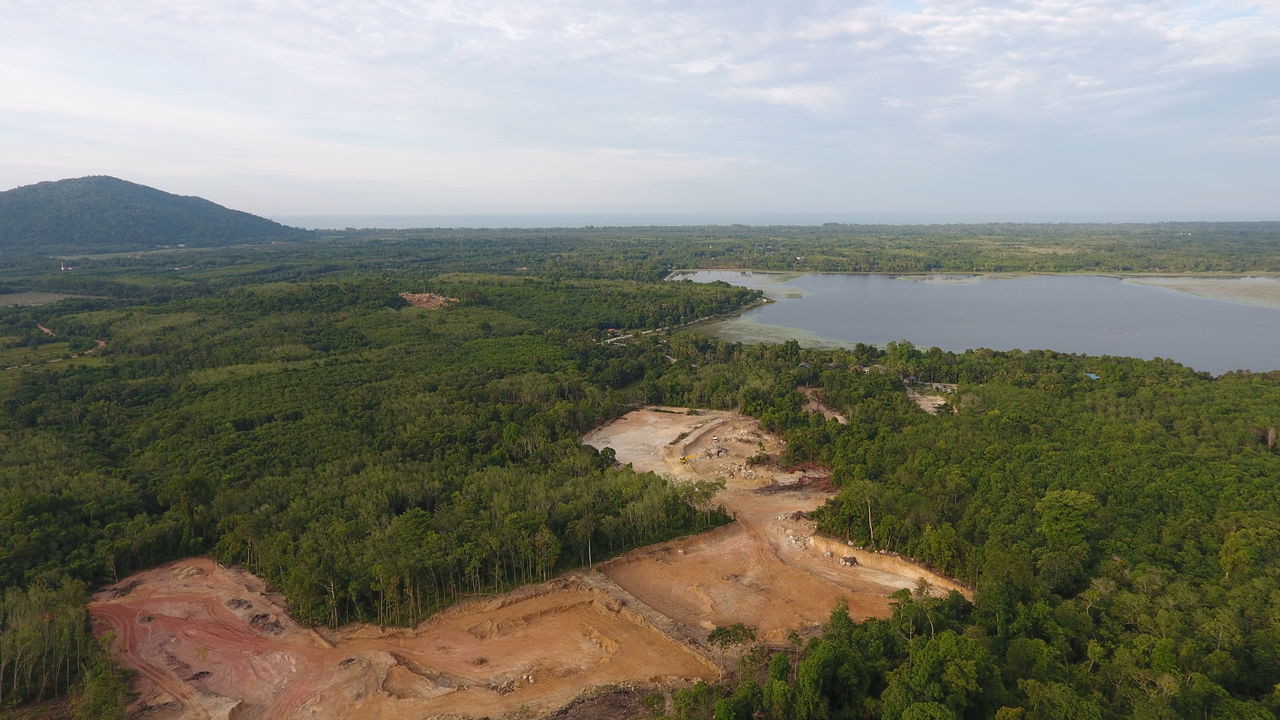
[904,383,956,415]
[584,408,969,644]
[399,292,458,309]
[90,559,717,720]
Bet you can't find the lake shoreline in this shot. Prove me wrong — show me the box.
[669,269,1280,310]
[670,270,1280,374]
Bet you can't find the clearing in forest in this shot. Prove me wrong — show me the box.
[399,292,458,309]
[90,559,717,720]
[905,382,957,415]
[798,386,847,423]
[91,407,966,720]
[583,408,968,642]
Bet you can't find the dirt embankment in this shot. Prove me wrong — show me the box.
[808,536,971,596]
[90,559,717,720]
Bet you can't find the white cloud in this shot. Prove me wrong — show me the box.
[1,0,1277,215]
[727,84,843,112]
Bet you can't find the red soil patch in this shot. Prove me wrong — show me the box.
[89,560,717,720]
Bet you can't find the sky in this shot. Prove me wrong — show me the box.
[2,0,1279,221]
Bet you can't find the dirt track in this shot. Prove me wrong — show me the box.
[798,386,847,424]
[584,408,968,641]
[4,328,107,372]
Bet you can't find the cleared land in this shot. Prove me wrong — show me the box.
[93,407,965,719]
[905,382,956,415]
[90,559,717,720]
[399,292,458,309]
[584,408,968,643]
[798,386,848,424]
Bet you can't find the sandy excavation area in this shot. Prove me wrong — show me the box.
[583,407,968,641]
[89,559,717,720]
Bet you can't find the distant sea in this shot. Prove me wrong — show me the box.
[271,212,1269,230]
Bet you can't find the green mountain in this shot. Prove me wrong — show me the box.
[0,176,307,253]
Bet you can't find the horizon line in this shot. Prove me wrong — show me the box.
[271,212,1280,231]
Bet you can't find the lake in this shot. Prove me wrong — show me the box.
[671,271,1280,375]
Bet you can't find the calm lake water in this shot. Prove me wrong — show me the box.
[673,271,1280,375]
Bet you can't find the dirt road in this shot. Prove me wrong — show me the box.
[798,386,848,424]
[585,408,967,641]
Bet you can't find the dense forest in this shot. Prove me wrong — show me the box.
[0,177,305,254]
[630,337,1280,719]
[0,268,755,713]
[2,219,1280,718]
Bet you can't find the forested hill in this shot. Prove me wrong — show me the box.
[0,176,307,253]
